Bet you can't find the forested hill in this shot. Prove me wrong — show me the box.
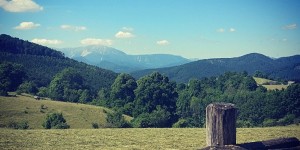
[0,34,64,58]
[132,53,300,83]
[0,34,117,92]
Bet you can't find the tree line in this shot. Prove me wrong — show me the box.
[1,61,299,128]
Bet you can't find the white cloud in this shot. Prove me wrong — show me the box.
[283,24,297,30]
[31,38,62,45]
[60,25,87,31]
[229,28,236,32]
[282,38,287,42]
[14,22,40,30]
[80,38,112,46]
[115,31,134,38]
[217,28,225,33]
[122,27,134,31]
[0,0,43,12]
[156,40,169,46]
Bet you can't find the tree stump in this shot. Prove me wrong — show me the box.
[206,103,237,146]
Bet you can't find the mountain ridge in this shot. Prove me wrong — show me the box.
[131,53,300,83]
[59,46,191,73]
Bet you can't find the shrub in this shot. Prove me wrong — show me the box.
[172,119,190,128]
[277,114,296,126]
[42,113,70,129]
[236,120,253,128]
[8,120,29,129]
[92,122,99,129]
[262,118,277,127]
[106,111,131,128]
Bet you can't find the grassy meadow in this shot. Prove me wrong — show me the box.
[0,127,299,149]
[0,94,131,129]
[253,77,289,90]
[1,94,300,149]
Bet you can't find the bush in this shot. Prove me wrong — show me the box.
[42,113,70,129]
[92,122,99,129]
[236,120,253,128]
[277,114,296,126]
[172,119,190,128]
[8,120,29,129]
[0,89,8,96]
[263,118,277,127]
[106,111,131,128]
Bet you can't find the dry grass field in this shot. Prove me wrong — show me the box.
[253,77,289,90]
[1,94,299,149]
[0,94,131,129]
[0,127,299,150]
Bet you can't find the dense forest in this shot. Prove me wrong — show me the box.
[0,34,117,94]
[0,34,299,128]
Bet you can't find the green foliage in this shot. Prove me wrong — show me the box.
[132,53,300,83]
[17,81,38,94]
[0,62,26,95]
[175,72,300,127]
[263,118,277,127]
[236,120,253,128]
[37,87,48,97]
[254,70,268,79]
[8,120,29,129]
[110,73,137,109]
[277,114,296,126]
[0,34,64,58]
[132,106,171,128]
[133,72,177,116]
[0,34,117,92]
[48,68,92,102]
[91,122,99,129]
[172,119,191,128]
[42,113,70,129]
[106,111,131,128]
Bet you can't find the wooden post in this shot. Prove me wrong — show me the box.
[206,103,237,146]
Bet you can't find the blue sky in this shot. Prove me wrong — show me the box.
[0,0,299,59]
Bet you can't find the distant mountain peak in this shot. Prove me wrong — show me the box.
[81,49,92,57]
[240,53,272,59]
[58,46,190,73]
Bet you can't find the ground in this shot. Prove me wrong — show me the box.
[0,126,299,150]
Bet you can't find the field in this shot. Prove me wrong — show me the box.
[253,77,289,90]
[1,93,300,149]
[0,127,299,149]
[0,94,131,129]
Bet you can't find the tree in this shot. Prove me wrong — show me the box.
[42,113,70,129]
[110,73,137,108]
[17,81,38,94]
[0,62,26,95]
[133,72,178,127]
[48,68,91,102]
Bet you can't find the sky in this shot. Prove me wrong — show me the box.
[0,0,299,59]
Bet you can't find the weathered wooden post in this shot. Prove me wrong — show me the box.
[206,103,237,147]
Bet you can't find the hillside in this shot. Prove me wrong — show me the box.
[132,53,300,83]
[59,46,190,73]
[0,34,117,92]
[0,94,132,129]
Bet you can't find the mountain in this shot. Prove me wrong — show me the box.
[59,46,190,73]
[131,53,300,83]
[0,34,117,92]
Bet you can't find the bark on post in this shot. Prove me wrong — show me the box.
[206,102,237,146]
